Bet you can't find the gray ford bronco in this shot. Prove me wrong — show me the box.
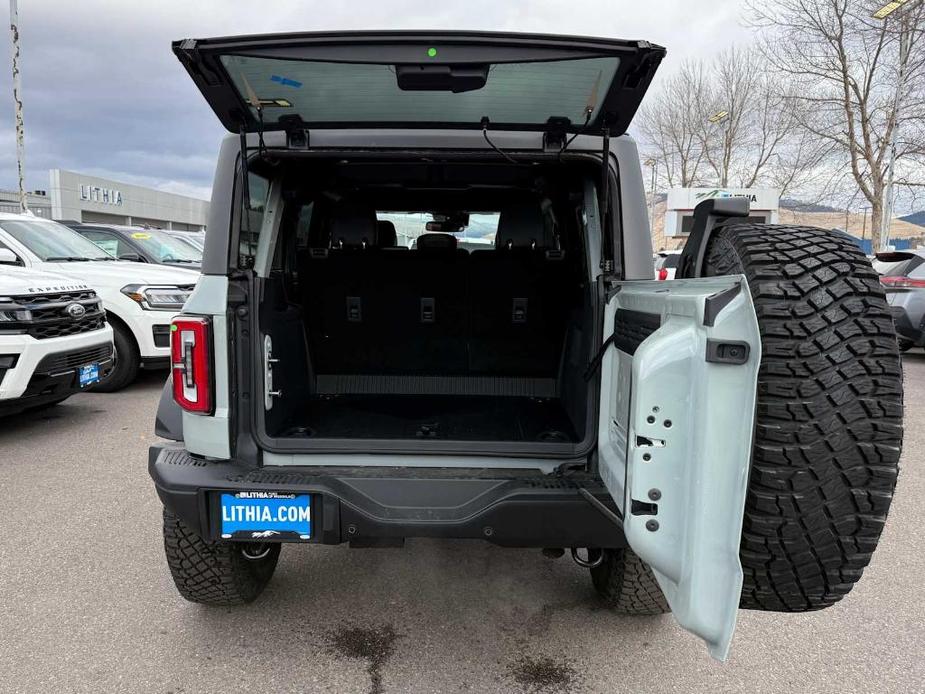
[150,31,903,660]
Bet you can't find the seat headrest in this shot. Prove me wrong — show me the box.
[496,201,550,249]
[416,233,458,251]
[330,203,378,249]
[377,220,397,248]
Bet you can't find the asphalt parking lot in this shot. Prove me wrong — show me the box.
[1,357,924,694]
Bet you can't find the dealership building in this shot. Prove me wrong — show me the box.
[663,187,780,237]
[0,169,210,230]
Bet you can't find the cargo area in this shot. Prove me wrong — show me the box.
[254,157,603,452]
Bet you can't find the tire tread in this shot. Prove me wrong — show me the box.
[704,223,903,612]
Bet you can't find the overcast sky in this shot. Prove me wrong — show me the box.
[0,0,753,199]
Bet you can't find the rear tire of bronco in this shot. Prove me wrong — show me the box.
[92,322,139,393]
[162,508,281,605]
[702,223,903,612]
[590,548,670,615]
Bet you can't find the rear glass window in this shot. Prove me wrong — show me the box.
[220,56,619,126]
[873,256,922,276]
[376,212,499,250]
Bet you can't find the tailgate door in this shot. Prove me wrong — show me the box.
[597,276,761,660]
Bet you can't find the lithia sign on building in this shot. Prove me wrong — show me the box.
[79,184,123,206]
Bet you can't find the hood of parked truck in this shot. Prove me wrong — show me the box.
[37,260,200,289]
[0,265,90,296]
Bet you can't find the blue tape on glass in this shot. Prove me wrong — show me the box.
[271,75,303,88]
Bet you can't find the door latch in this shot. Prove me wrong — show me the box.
[264,334,282,410]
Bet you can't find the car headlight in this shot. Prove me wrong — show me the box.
[121,284,194,311]
[0,297,31,322]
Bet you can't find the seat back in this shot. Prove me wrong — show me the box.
[469,201,566,375]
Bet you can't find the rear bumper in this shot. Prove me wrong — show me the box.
[890,305,925,345]
[149,442,626,549]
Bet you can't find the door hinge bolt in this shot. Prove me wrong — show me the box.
[645,519,660,532]
[648,489,661,501]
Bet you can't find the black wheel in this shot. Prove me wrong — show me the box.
[896,337,914,352]
[590,548,670,615]
[162,508,281,605]
[91,322,139,392]
[702,223,903,612]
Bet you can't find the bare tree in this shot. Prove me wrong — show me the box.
[636,46,824,197]
[747,0,925,249]
[636,61,709,188]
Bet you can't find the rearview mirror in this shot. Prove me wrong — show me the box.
[118,252,145,262]
[0,248,20,265]
[426,212,469,233]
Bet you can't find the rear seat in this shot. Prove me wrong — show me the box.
[398,233,469,374]
[303,202,386,373]
[301,202,568,379]
[469,201,567,376]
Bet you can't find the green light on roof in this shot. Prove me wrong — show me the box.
[427,47,437,58]
[170,324,178,332]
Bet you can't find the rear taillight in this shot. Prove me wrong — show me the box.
[170,316,213,414]
[880,276,925,289]
[657,267,669,281]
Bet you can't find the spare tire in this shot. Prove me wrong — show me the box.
[702,223,903,611]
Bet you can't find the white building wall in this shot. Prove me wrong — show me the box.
[664,187,780,237]
[49,169,209,230]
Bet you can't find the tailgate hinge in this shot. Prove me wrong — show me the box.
[543,116,571,152]
[279,114,309,149]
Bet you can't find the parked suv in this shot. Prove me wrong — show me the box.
[149,31,903,660]
[0,214,199,390]
[0,263,113,415]
[64,222,202,270]
[873,249,925,351]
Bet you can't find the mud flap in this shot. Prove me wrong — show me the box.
[597,276,761,660]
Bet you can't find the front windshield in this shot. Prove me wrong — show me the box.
[172,233,205,252]
[0,219,113,261]
[376,212,499,250]
[127,229,202,263]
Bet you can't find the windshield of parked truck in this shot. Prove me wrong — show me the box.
[0,219,114,261]
[126,229,202,264]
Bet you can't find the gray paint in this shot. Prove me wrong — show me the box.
[179,275,231,459]
[201,137,239,276]
[263,451,559,474]
[611,136,654,280]
[597,276,761,661]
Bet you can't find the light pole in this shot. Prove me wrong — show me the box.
[9,0,26,213]
[872,0,920,250]
[644,158,657,236]
[707,111,730,186]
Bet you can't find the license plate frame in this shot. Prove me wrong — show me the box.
[78,362,100,387]
[219,491,312,541]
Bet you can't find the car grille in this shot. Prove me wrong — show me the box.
[35,343,114,373]
[1,290,107,340]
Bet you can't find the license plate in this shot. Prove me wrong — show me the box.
[78,362,100,387]
[220,492,311,540]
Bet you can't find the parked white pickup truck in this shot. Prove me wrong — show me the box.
[0,213,199,390]
[0,264,113,415]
